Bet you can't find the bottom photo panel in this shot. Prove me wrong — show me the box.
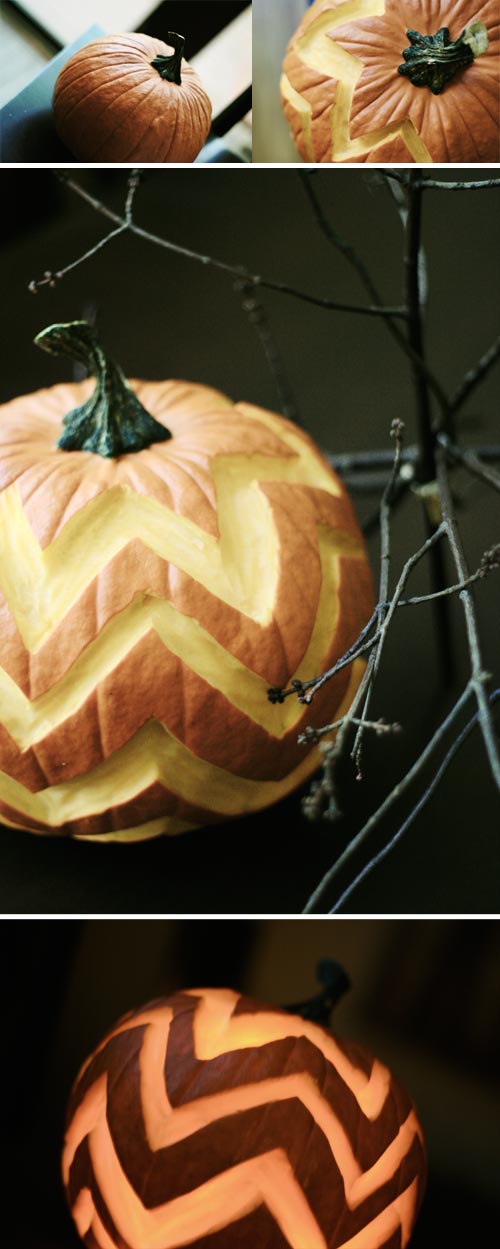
[7,918,499,1248]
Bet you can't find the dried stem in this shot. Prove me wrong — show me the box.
[436,445,500,789]
[30,172,407,322]
[234,276,301,426]
[305,686,500,915]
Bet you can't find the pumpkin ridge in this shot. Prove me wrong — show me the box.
[53,32,211,162]
[0,545,360,754]
[282,0,499,161]
[125,92,181,162]
[62,991,426,1247]
[87,77,163,163]
[0,714,332,827]
[54,64,148,122]
[0,365,372,838]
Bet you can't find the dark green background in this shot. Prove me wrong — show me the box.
[0,167,499,914]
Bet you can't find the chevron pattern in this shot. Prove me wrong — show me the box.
[63,990,426,1249]
[281,0,499,163]
[0,379,372,838]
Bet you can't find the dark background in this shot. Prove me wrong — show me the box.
[0,167,499,915]
[139,2,250,56]
[3,918,500,1248]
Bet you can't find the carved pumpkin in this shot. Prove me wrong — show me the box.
[281,0,499,163]
[0,322,372,842]
[53,32,212,162]
[63,987,426,1248]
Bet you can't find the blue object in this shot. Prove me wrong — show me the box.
[0,25,105,163]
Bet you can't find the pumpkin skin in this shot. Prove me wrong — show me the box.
[52,33,212,163]
[281,0,500,163]
[0,365,373,841]
[63,988,426,1249]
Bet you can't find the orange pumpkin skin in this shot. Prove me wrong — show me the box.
[52,34,212,162]
[0,376,372,841]
[63,988,426,1249]
[281,0,500,163]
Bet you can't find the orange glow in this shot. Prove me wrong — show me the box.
[186,988,391,1117]
[64,991,425,1249]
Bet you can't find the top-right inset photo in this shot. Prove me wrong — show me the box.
[253,0,499,163]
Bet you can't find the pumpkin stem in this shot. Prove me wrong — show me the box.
[397,22,489,94]
[151,31,185,85]
[35,321,172,457]
[283,959,351,1025]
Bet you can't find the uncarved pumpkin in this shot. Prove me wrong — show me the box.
[63,987,426,1248]
[52,32,212,162]
[0,322,373,842]
[281,0,499,163]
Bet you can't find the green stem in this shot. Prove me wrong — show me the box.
[151,31,185,85]
[398,23,488,94]
[35,321,172,457]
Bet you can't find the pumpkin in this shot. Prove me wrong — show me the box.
[52,32,212,162]
[62,987,426,1248]
[0,321,373,842]
[281,0,499,163]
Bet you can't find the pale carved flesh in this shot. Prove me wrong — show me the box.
[0,379,372,839]
[281,0,499,163]
[63,989,426,1249]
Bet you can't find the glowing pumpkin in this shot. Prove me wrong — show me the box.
[53,32,212,162]
[63,987,426,1248]
[281,0,499,163]
[0,322,372,842]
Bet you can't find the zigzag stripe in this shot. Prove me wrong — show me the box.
[282,0,433,162]
[0,527,360,751]
[64,994,423,1249]
[71,991,385,1115]
[0,423,349,650]
[65,1002,421,1196]
[0,664,361,827]
[80,1122,419,1249]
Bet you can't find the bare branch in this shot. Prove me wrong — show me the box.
[417,178,500,191]
[436,446,500,789]
[449,333,500,415]
[303,682,474,914]
[327,688,500,914]
[438,434,500,494]
[234,276,301,426]
[31,173,407,322]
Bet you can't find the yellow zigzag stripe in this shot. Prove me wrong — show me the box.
[76,1160,419,1249]
[75,991,388,1120]
[185,988,390,1118]
[65,1004,421,1207]
[85,1130,331,1249]
[0,661,363,827]
[0,527,359,751]
[0,411,345,651]
[282,0,433,163]
[65,1029,420,1249]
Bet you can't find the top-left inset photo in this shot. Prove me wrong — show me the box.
[0,1,252,163]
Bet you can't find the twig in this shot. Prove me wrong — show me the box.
[298,172,382,304]
[234,276,301,426]
[438,434,500,494]
[449,333,500,416]
[303,682,473,914]
[417,178,500,191]
[30,173,407,322]
[404,172,453,684]
[327,688,500,913]
[299,171,450,417]
[436,445,500,790]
